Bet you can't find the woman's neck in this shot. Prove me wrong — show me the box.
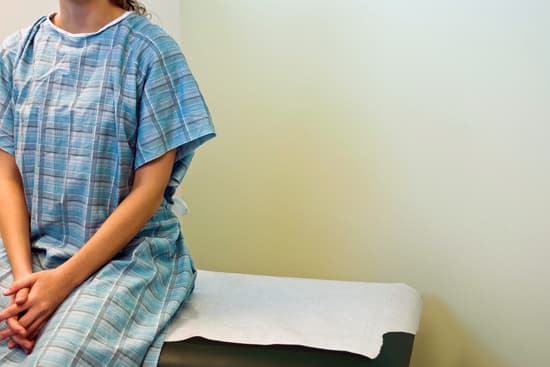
[53,0,126,34]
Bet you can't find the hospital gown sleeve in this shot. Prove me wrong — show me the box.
[134,35,216,179]
[0,35,15,156]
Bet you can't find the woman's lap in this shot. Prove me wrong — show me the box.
[0,240,192,366]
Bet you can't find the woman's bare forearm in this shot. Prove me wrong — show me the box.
[0,150,32,280]
[58,150,177,290]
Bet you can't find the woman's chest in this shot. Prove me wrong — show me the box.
[12,40,141,144]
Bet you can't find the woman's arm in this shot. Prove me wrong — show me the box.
[62,148,177,288]
[0,149,177,345]
[0,150,32,281]
[0,149,35,351]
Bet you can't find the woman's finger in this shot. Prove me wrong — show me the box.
[24,316,45,339]
[7,332,34,353]
[27,319,47,340]
[2,277,35,297]
[16,306,42,331]
[0,302,26,322]
[14,288,30,305]
[6,316,27,336]
[0,326,15,341]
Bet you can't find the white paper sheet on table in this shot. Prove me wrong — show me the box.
[165,269,422,359]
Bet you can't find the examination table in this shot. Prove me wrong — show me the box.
[158,270,422,367]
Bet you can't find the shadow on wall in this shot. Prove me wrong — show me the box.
[410,295,509,367]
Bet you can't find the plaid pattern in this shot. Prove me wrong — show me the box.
[0,12,215,366]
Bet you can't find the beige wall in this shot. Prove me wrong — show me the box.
[179,1,550,367]
[1,2,57,35]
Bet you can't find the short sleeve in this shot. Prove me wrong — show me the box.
[134,36,216,178]
[0,38,15,156]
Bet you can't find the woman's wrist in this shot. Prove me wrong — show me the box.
[56,258,90,292]
[11,264,32,281]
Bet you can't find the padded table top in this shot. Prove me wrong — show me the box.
[165,270,422,359]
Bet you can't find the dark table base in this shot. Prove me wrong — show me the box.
[159,332,415,367]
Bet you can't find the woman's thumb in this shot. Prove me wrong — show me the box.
[3,277,33,296]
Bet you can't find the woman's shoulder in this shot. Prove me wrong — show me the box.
[1,16,47,66]
[124,14,184,61]
[1,27,30,59]
[0,28,30,74]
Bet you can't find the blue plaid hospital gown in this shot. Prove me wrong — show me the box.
[0,11,215,366]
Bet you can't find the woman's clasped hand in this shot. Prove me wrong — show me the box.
[0,269,72,354]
